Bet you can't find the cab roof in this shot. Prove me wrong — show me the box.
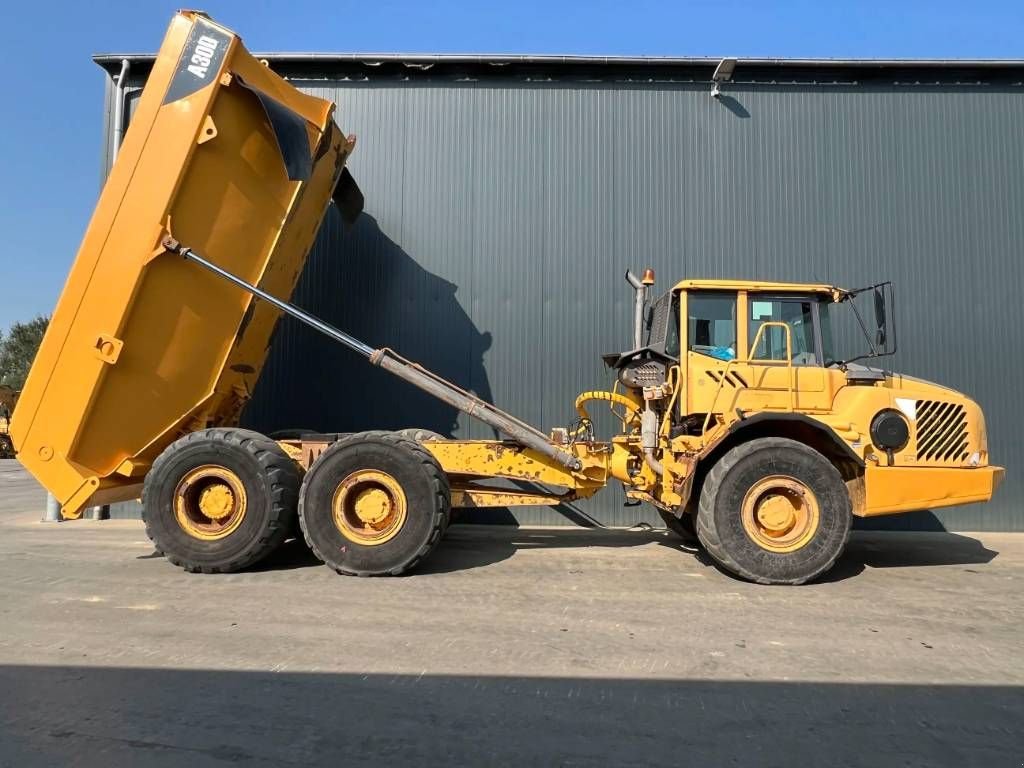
[672,278,842,296]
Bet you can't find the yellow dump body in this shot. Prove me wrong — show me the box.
[12,12,356,518]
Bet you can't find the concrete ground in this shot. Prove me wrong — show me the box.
[0,460,1021,767]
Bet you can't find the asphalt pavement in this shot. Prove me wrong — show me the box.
[0,459,1021,767]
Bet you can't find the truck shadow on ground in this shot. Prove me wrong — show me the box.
[816,531,999,583]
[255,527,998,583]
[2,664,1020,766]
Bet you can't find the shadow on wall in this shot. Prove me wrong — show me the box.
[1,664,1019,766]
[245,209,494,437]
[715,93,751,118]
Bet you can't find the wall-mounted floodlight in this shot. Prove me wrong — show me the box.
[711,57,737,99]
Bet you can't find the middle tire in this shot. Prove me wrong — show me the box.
[396,428,446,443]
[298,431,450,576]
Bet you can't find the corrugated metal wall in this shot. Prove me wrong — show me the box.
[110,68,1023,530]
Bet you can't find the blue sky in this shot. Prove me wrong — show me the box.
[2,0,1022,331]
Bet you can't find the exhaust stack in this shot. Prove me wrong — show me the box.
[625,268,655,349]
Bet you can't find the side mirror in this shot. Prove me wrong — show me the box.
[873,287,887,350]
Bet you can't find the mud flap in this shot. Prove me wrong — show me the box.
[238,77,363,224]
[237,78,313,182]
[332,167,364,225]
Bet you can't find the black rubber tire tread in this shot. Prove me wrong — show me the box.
[657,508,700,545]
[298,430,450,576]
[0,434,13,459]
[142,428,302,574]
[396,428,446,443]
[696,437,852,585]
[394,429,451,531]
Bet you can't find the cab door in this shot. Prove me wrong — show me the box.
[730,293,831,413]
[682,290,745,418]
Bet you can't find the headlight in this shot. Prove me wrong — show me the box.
[870,409,910,451]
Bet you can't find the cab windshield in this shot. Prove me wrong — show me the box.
[821,283,896,366]
[820,301,837,367]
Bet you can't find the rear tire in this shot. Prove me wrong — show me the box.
[142,429,302,573]
[0,433,13,459]
[298,431,450,576]
[696,437,851,585]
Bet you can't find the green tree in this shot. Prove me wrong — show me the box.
[0,317,49,390]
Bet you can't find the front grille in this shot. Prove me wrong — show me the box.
[916,400,969,463]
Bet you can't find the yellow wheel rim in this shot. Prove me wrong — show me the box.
[332,469,407,546]
[740,475,819,553]
[174,465,248,541]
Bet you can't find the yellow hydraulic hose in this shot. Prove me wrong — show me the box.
[575,390,641,427]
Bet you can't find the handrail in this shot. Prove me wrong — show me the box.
[660,365,682,438]
[700,321,794,438]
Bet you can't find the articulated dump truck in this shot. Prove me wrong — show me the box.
[12,13,1004,585]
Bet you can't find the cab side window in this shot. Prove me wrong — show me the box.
[665,296,681,358]
[749,297,817,364]
[687,292,737,361]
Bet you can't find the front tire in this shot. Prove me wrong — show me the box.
[298,431,450,576]
[142,429,302,573]
[696,437,851,585]
[657,508,699,545]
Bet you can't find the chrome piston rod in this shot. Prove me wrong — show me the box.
[165,239,583,472]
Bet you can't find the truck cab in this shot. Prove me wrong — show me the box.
[635,279,1001,520]
[665,280,843,418]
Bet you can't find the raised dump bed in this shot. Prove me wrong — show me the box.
[11,11,359,518]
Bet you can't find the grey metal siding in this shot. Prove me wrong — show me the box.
[110,71,1022,530]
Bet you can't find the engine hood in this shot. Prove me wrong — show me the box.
[886,372,968,401]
